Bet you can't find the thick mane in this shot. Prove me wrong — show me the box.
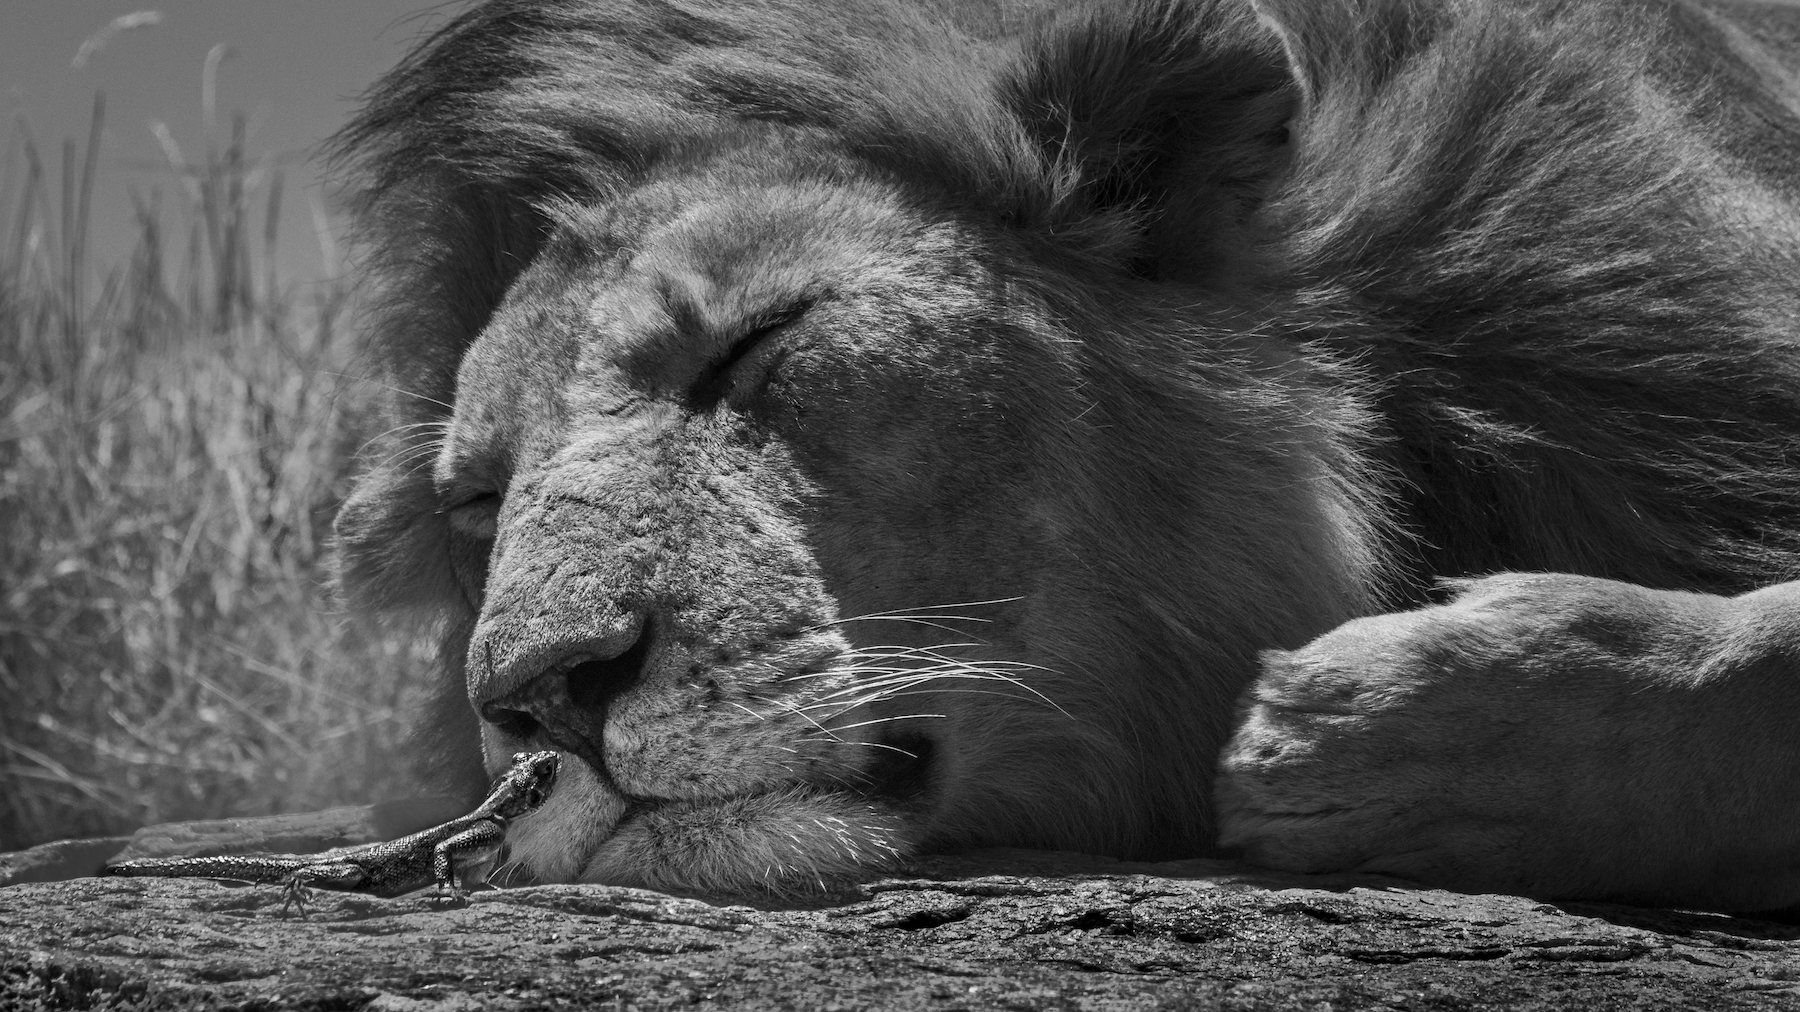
[1260,0,1800,592]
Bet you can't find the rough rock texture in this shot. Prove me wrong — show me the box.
[5,842,1800,1010]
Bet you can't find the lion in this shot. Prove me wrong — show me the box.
[330,0,1800,909]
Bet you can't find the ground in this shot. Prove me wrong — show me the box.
[3,835,1799,1010]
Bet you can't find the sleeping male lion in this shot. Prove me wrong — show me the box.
[333,0,1800,909]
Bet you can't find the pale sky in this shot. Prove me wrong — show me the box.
[4,1,472,284]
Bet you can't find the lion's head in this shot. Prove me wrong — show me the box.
[330,0,1800,896]
[332,0,1389,895]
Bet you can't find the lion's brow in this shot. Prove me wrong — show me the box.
[654,272,817,342]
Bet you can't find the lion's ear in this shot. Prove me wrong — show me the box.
[998,0,1298,281]
[1247,0,1353,108]
[1248,0,1435,110]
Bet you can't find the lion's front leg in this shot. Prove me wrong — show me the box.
[1215,572,1800,913]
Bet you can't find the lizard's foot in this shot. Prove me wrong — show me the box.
[280,877,313,918]
[431,882,471,908]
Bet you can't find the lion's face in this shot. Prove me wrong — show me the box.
[438,152,1091,893]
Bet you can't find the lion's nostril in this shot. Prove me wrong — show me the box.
[476,616,657,755]
[481,704,541,740]
[566,615,654,714]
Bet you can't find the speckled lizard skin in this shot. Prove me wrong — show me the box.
[104,751,559,913]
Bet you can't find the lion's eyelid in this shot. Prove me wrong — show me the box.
[436,488,502,513]
[439,491,503,537]
[721,298,815,365]
[745,297,815,335]
[691,297,817,404]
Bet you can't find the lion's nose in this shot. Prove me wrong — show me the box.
[478,617,655,756]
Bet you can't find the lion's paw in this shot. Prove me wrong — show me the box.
[1214,597,1529,889]
[1215,572,1800,911]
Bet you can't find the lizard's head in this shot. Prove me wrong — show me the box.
[494,750,560,819]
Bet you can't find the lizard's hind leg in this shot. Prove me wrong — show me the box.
[281,876,313,918]
[280,861,367,917]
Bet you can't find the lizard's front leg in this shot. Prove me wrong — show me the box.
[429,820,508,904]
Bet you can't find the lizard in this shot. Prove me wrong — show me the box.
[103,750,559,915]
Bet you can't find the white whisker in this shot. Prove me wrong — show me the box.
[794,646,1072,718]
[320,372,457,413]
[824,616,990,639]
[726,700,767,721]
[821,713,949,731]
[357,418,451,457]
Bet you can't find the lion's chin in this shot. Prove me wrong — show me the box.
[499,752,910,898]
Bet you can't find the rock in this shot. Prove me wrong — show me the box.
[0,836,133,887]
[3,847,1798,1009]
[107,796,467,865]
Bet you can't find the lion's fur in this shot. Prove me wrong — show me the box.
[332,0,1800,903]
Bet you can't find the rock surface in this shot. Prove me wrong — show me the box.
[4,845,1800,1010]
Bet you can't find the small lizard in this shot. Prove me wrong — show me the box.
[104,750,559,914]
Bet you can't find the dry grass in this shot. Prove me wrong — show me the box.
[0,93,434,851]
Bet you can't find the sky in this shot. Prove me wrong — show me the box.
[4,1,472,285]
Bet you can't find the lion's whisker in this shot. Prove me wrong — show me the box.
[810,663,1006,687]
[844,650,1061,675]
[824,616,990,639]
[768,639,1074,715]
[754,695,847,742]
[828,658,1040,683]
[819,662,1070,717]
[379,440,450,476]
[844,641,984,657]
[387,451,443,475]
[819,713,949,732]
[798,722,946,744]
[320,372,457,413]
[839,646,1060,674]
[376,436,445,460]
[820,597,1023,623]
[357,419,451,457]
[826,614,994,626]
[802,673,1052,715]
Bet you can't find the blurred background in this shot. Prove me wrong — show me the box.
[2,2,471,850]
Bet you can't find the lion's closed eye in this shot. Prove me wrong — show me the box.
[690,299,814,408]
[443,492,502,540]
